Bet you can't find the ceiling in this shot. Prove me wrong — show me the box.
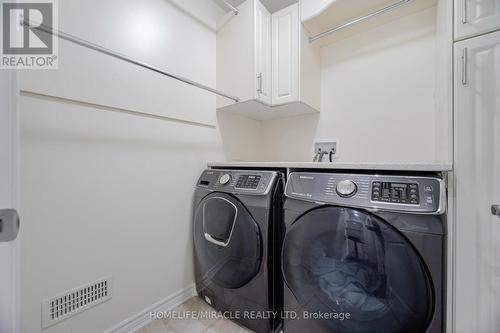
[213,0,298,14]
[260,0,298,13]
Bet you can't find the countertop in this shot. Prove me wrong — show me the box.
[207,161,453,172]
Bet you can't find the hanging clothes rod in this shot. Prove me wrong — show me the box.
[220,0,239,15]
[309,0,413,43]
[22,19,239,102]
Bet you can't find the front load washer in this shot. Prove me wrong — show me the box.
[193,169,284,333]
[282,171,446,333]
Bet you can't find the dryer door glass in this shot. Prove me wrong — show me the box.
[282,206,433,333]
[194,193,262,289]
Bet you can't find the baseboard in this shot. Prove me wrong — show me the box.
[103,284,197,333]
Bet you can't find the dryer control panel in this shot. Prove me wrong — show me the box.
[285,172,446,214]
[197,169,277,195]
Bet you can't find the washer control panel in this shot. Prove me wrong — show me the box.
[285,172,445,214]
[197,169,277,195]
[372,182,420,204]
[236,175,262,189]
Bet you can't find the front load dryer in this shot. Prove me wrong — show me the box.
[281,171,446,333]
[193,169,284,333]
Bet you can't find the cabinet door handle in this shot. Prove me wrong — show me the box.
[462,0,468,24]
[492,205,500,218]
[462,48,468,85]
[257,73,263,93]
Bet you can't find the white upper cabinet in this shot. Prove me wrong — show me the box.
[216,0,321,120]
[272,4,299,105]
[455,0,500,40]
[255,1,272,104]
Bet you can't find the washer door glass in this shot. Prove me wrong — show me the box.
[194,193,262,289]
[282,206,434,333]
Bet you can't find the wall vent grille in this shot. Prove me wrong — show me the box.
[42,276,112,328]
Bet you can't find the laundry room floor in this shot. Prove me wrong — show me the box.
[138,296,252,333]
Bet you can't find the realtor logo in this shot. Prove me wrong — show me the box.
[1,0,58,68]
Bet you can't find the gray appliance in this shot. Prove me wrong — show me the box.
[282,171,446,333]
[193,169,284,333]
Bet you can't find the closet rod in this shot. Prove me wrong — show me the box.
[309,0,412,43]
[22,19,239,102]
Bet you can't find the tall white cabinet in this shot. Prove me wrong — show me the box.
[216,0,321,120]
[454,0,500,40]
[454,19,500,333]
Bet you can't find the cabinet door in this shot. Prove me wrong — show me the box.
[271,3,299,105]
[455,0,500,40]
[255,0,271,104]
[454,31,500,333]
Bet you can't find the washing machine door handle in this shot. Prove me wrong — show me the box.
[202,196,238,247]
[204,232,230,247]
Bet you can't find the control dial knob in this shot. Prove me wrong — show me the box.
[219,174,231,185]
[336,180,357,197]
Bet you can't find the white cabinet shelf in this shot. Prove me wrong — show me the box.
[302,0,438,45]
[216,0,321,120]
[216,99,318,120]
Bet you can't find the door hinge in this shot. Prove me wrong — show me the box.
[0,209,20,242]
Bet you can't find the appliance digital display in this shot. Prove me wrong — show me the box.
[388,183,407,200]
[372,182,419,204]
[236,175,261,189]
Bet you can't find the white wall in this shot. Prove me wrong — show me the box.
[260,7,444,163]
[19,95,224,333]
[217,112,264,161]
[18,1,259,333]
